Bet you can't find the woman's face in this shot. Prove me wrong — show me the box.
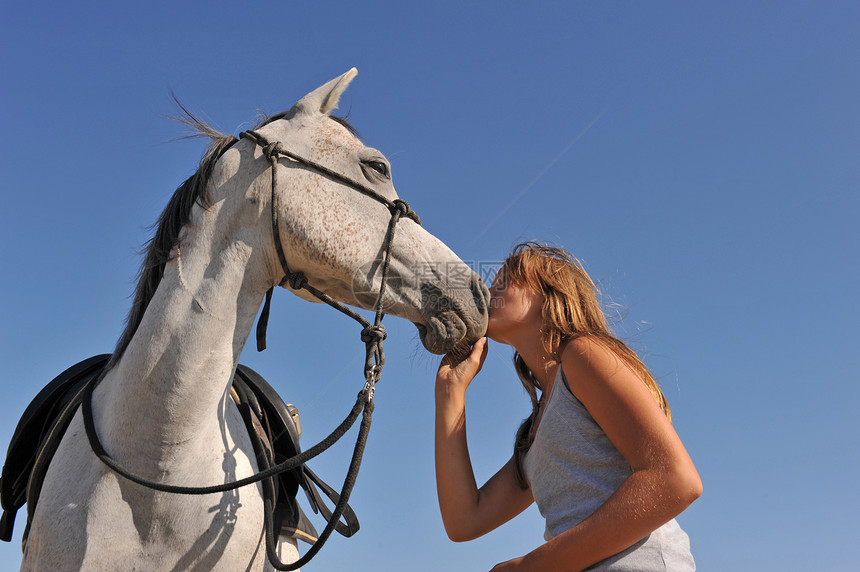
[486,269,544,345]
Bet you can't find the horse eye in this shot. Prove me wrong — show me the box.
[365,160,389,177]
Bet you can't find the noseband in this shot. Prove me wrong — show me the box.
[81,129,423,570]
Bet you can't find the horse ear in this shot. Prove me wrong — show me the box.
[294,68,358,115]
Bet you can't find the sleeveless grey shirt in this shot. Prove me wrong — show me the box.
[523,367,695,570]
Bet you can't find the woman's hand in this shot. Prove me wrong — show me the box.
[436,336,489,397]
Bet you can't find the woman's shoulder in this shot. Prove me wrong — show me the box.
[559,335,642,404]
[561,335,625,374]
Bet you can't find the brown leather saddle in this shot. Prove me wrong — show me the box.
[0,355,358,548]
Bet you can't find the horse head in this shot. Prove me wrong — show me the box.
[238,69,489,354]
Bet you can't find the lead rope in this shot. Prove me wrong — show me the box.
[244,129,416,569]
[82,129,420,571]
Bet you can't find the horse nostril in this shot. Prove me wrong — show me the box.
[471,274,490,317]
[420,283,445,312]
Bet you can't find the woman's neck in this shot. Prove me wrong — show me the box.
[513,333,557,391]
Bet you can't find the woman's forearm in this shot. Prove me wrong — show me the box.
[434,338,532,543]
[434,385,481,541]
[508,466,701,571]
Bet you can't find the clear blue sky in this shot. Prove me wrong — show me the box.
[2,2,858,570]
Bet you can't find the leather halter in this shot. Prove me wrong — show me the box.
[239,128,420,380]
[81,129,422,571]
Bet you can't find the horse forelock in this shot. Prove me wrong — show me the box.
[257,108,361,140]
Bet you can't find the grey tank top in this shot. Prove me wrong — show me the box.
[523,367,695,571]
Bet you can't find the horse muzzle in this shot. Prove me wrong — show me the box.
[415,273,489,355]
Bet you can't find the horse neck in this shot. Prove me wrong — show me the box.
[94,196,275,465]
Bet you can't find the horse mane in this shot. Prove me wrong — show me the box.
[107,101,358,370]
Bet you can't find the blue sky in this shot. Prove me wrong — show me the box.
[1,2,858,570]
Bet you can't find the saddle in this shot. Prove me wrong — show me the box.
[0,355,359,548]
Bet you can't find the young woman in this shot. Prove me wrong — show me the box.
[435,242,701,571]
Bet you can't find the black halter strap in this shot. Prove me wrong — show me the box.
[81,128,422,570]
[241,129,420,361]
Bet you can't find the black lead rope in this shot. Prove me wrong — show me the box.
[82,129,421,570]
[82,380,369,496]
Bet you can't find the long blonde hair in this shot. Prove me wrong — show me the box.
[504,242,671,488]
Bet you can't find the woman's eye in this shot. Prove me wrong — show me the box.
[365,161,389,177]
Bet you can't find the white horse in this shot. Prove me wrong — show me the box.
[21,69,489,570]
